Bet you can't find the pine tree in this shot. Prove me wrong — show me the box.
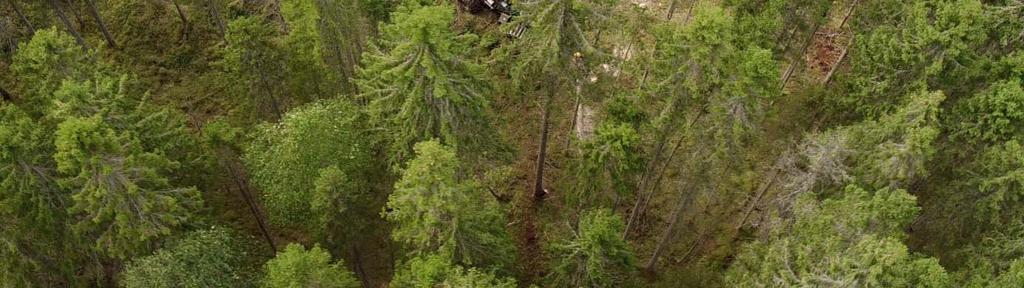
[384,140,513,270]
[499,0,607,199]
[549,209,637,287]
[357,3,501,166]
[55,116,200,259]
[220,16,288,121]
[282,0,337,100]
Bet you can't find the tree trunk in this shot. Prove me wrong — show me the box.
[170,0,190,42]
[682,0,697,23]
[735,166,781,231]
[47,0,89,50]
[206,0,226,38]
[780,20,822,89]
[8,0,35,35]
[350,243,371,288]
[565,82,582,151]
[838,0,860,30]
[255,66,283,120]
[0,85,12,101]
[533,87,555,201]
[823,36,852,85]
[665,0,678,20]
[644,180,699,274]
[222,151,278,252]
[83,0,115,48]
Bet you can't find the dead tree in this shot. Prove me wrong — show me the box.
[47,0,88,50]
[170,0,190,41]
[217,147,278,252]
[644,179,700,274]
[83,0,116,48]
[8,0,35,35]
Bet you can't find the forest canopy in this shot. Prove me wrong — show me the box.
[3,0,1024,287]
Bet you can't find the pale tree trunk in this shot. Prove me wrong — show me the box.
[47,0,88,50]
[8,0,35,35]
[83,0,116,48]
[533,87,555,201]
[823,36,852,85]
[170,0,190,41]
[565,81,582,151]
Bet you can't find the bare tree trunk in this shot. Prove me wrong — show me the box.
[8,0,35,35]
[838,0,860,30]
[735,166,781,231]
[222,151,278,252]
[206,0,226,38]
[823,36,852,85]
[47,0,88,50]
[170,0,190,42]
[780,19,822,89]
[255,67,283,120]
[533,88,555,201]
[682,0,697,24]
[272,0,288,32]
[624,105,702,239]
[83,0,116,48]
[665,0,678,20]
[644,180,699,274]
[565,82,582,151]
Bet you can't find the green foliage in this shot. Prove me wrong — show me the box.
[572,123,643,208]
[358,4,501,166]
[843,89,945,189]
[0,104,75,287]
[281,0,337,100]
[952,79,1024,145]
[832,0,986,118]
[263,243,360,288]
[648,4,779,152]
[245,99,370,228]
[501,0,595,90]
[391,253,517,288]
[548,209,637,287]
[384,140,513,270]
[121,227,247,288]
[312,165,372,248]
[219,16,289,120]
[9,27,94,115]
[55,115,200,259]
[725,185,949,287]
[944,140,1024,235]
